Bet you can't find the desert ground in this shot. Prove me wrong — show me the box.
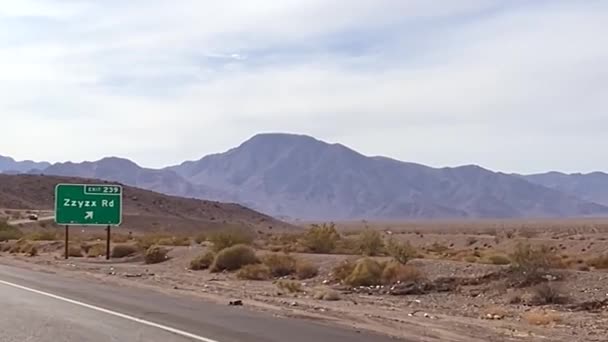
[2,218,608,341]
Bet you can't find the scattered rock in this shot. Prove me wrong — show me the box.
[124,273,143,278]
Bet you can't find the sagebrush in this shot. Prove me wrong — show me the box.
[209,229,254,252]
[190,251,215,270]
[302,223,340,254]
[210,244,258,272]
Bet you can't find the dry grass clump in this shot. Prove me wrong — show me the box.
[210,244,258,272]
[111,245,138,258]
[344,258,383,287]
[386,238,417,264]
[262,253,297,277]
[157,236,190,246]
[20,242,38,256]
[333,257,425,286]
[87,243,106,258]
[209,229,254,252]
[0,221,23,241]
[331,259,357,282]
[111,233,130,243]
[237,264,272,280]
[25,230,59,241]
[190,251,215,270]
[357,229,384,256]
[509,243,562,285]
[295,260,319,280]
[302,223,340,253]
[381,262,423,284]
[65,246,84,257]
[530,282,569,305]
[276,280,303,293]
[136,235,163,251]
[144,245,169,264]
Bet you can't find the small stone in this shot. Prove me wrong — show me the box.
[229,300,243,306]
[290,302,298,307]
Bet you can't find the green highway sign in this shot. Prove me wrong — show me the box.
[55,184,123,226]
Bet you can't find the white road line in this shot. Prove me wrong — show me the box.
[0,279,220,342]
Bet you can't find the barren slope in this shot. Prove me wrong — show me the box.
[0,174,295,233]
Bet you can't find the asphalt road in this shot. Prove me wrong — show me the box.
[7,216,55,225]
[0,264,400,342]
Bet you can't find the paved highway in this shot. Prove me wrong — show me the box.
[0,264,400,342]
[7,216,55,225]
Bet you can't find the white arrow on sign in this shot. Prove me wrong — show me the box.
[85,211,94,220]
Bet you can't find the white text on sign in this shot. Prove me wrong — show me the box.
[63,199,115,208]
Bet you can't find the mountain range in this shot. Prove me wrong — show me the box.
[0,155,49,174]
[3,133,608,220]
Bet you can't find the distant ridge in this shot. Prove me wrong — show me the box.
[4,133,608,220]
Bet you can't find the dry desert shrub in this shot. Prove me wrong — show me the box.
[136,235,163,251]
[345,258,383,287]
[357,229,384,256]
[25,230,58,241]
[332,259,356,282]
[144,245,169,264]
[276,280,303,293]
[302,223,340,253]
[64,246,83,257]
[0,221,23,241]
[386,238,417,264]
[111,233,130,243]
[262,253,297,277]
[210,244,258,272]
[20,242,38,256]
[530,282,569,305]
[111,245,138,258]
[381,262,423,284]
[509,243,562,285]
[87,243,106,258]
[190,251,215,270]
[157,236,190,246]
[237,264,271,280]
[295,260,319,280]
[209,229,254,252]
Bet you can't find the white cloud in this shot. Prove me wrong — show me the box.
[0,0,606,173]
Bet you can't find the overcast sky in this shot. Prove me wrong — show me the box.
[1,0,606,174]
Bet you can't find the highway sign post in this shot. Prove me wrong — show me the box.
[55,184,123,260]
